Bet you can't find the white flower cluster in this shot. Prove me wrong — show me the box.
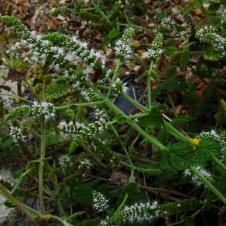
[70,36,106,68]
[114,27,134,60]
[111,78,128,94]
[160,17,176,31]
[58,154,72,168]
[99,217,111,226]
[10,29,92,85]
[12,31,50,66]
[80,87,96,102]
[58,121,82,134]
[46,33,107,81]
[78,158,92,169]
[118,0,129,8]
[148,33,163,61]
[200,129,221,140]
[184,165,212,187]
[200,129,226,159]
[58,109,108,142]
[119,201,160,224]
[9,126,27,143]
[31,101,55,120]
[92,191,109,212]
[179,30,191,40]
[196,25,226,56]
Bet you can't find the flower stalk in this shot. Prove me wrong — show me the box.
[39,116,46,212]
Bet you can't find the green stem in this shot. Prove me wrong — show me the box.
[164,120,193,145]
[91,0,111,24]
[55,101,105,110]
[122,92,148,113]
[11,168,31,194]
[191,167,226,205]
[121,161,161,175]
[103,96,167,151]
[39,117,46,212]
[212,156,226,171]
[107,59,121,97]
[65,211,86,221]
[113,168,135,217]
[147,61,153,107]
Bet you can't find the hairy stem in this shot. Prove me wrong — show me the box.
[39,116,46,212]
[147,61,154,107]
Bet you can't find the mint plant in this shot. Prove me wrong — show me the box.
[0,1,225,225]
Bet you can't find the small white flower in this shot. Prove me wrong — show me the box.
[78,158,92,169]
[58,154,72,167]
[148,33,163,61]
[114,27,134,60]
[31,101,55,120]
[161,17,176,31]
[196,25,225,56]
[9,126,27,143]
[184,166,212,187]
[119,201,160,224]
[92,191,109,212]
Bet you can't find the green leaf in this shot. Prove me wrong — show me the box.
[45,132,62,145]
[71,181,98,205]
[180,44,190,69]
[5,105,30,121]
[46,81,70,99]
[160,142,193,172]
[102,28,120,46]
[165,46,178,57]
[139,105,165,131]
[122,182,140,196]
[194,138,221,165]
[204,48,224,61]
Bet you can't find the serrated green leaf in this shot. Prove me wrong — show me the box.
[46,81,70,99]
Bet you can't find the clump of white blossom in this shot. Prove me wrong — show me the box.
[92,191,109,213]
[160,17,176,31]
[184,165,212,187]
[46,33,107,71]
[11,35,50,67]
[58,154,73,168]
[58,121,80,135]
[148,32,163,61]
[6,19,108,85]
[114,27,135,60]
[118,0,129,9]
[9,126,27,143]
[196,25,226,57]
[200,129,221,140]
[100,201,161,225]
[179,29,191,40]
[78,158,92,169]
[119,201,160,224]
[31,101,55,120]
[111,78,128,94]
[58,109,108,143]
